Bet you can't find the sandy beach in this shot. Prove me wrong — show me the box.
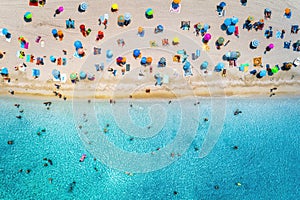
[0,0,300,100]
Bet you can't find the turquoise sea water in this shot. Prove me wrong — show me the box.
[0,97,299,200]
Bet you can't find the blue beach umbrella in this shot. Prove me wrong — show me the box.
[157,25,164,31]
[52,29,58,35]
[74,40,83,50]
[124,13,131,21]
[231,17,239,25]
[80,2,88,11]
[140,57,147,65]
[259,70,266,77]
[251,40,260,48]
[227,25,235,34]
[219,2,226,8]
[215,62,224,71]
[203,24,209,31]
[224,18,232,26]
[1,67,8,75]
[52,69,60,79]
[2,28,8,36]
[106,50,113,59]
[201,61,208,69]
[133,49,140,57]
[183,62,191,70]
[80,71,87,79]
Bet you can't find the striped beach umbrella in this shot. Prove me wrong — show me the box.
[80,2,88,11]
[251,39,260,48]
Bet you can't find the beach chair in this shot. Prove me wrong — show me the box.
[32,69,40,78]
[126,64,130,71]
[30,55,34,63]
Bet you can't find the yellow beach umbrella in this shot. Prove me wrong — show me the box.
[173,37,179,43]
[111,3,118,11]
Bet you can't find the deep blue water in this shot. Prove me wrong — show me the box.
[0,97,299,200]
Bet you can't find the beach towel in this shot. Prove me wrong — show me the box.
[40,40,45,47]
[62,58,67,66]
[57,58,62,65]
[32,69,40,77]
[276,31,281,38]
[26,54,31,62]
[30,55,34,63]
[170,4,181,13]
[284,41,291,49]
[163,75,169,84]
[73,51,81,58]
[60,73,67,83]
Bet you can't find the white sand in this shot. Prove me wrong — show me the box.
[0,0,299,99]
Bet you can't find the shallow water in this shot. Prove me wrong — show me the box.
[0,97,299,200]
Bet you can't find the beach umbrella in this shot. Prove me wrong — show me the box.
[259,70,266,77]
[106,50,113,58]
[201,61,208,69]
[118,15,125,23]
[146,8,153,17]
[116,57,123,63]
[88,73,95,80]
[219,2,226,8]
[265,8,271,13]
[79,71,87,79]
[271,66,279,74]
[124,13,131,21]
[58,6,64,12]
[285,8,291,15]
[146,57,152,64]
[231,17,239,25]
[138,27,144,33]
[70,73,77,80]
[268,43,274,49]
[157,25,164,31]
[227,25,235,34]
[1,67,8,75]
[77,48,84,55]
[159,57,166,64]
[204,33,211,41]
[80,2,88,11]
[173,0,181,3]
[215,62,224,71]
[217,37,225,45]
[247,16,254,22]
[122,57,126,63]
[52,69,60,79]
[224,18,232,26]
[203,24,209,31]
[24,12,32,20]
[111,3,118,11]
[183,62,191,70]
[74,40,83,50]
[141,57,147,65]
[251,39,260,48]
[52,29,58,35]
[133,49,140,57]
[173,37,180,43]
[1,28,8,36]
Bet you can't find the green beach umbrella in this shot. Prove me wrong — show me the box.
[217,37,225,45]
[271,66,279,74]
[70,73,77,80]
[146,8,153,16]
